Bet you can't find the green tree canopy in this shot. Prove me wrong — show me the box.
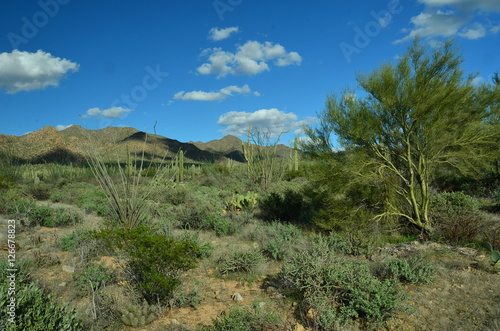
[305,38,500,233]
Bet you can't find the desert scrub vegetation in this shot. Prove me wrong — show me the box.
[201,304,286,331]
[94,225,206,304]
[0,261,84,330]
[278,243,406,329]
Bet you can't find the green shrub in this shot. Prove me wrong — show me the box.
[44,208,82,227]
[202,304,284,331]
[24,182,52,200]
[60,229,92,251]
[218,249,264,275]
[26,206,82,227]
[430,192,485,245]
[492,188,500,210]
[279,246,405,328]
[74,263,116,295]
[94,226,204,304]
[312,231,373,256]
[261,222,301,261]
[0,261,83,330]
[260,189,312,224]
[204,215,238,237]
[26,205,53,226]
[117,301,160,327]
[382,256,435,284]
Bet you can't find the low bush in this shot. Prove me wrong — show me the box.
[204,215,238,237]
[279,246,405,328]
[202,304,284,331]
[218,249,264,275]
[430,192,485,245]
[382,256,435,284]
[95,226,204,304]
[312,231,373,256]
[24,182,53,200]
[74,263,116,295]
[261,222,301,261]
[0,261,83,330]
[25,206,82,227]
[60,228,92,251]
[260,189,312,224]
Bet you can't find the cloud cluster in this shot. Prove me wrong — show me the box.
[174,84,257,101]
[197,41,302,78]
[82,107,133,119]
[209,27,239,41]
[396,0,500,43]
[217,108,300,137]
[0,50,79,93]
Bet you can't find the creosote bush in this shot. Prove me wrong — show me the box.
[94,226,204,304]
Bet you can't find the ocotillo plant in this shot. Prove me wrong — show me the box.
[242,124,254,177]
[175,149,184,182]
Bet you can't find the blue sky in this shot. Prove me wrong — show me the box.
[0,0,499,144]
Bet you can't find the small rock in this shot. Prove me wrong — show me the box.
[291,301,298,307]
[257,301,266,308]
[171,318,180,325]
[62,265,75,273]
[232,292,243,301]
[58,282,67,287]
[216,295,223,301]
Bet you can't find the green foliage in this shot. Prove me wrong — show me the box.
[225,192,260,211]
[25,206,82,227]
[382,256,435,284]
[430,192,485,245]
[24,182,53,200]
[168,281,205,308]
[94,226,203,304]
[483,242,500,268]
[261,222,301,261]
[0,174,16,189]
[50,182,110,216]
[217,249,264,275]
[60,229,92,251]
[74,263,116,294]
[117,301,160,327]
[202,304,284,331]
[312,231,373,256]
[0,261,83,331]
[304,38,500,234]
[279,244,405,328]
[204,215,238,237]
[260,186,313,224]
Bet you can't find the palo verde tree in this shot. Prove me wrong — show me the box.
[305,38,500,233]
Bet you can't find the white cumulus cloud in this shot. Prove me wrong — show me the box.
[197,41,302,78]
[209,27,239,41]
[82,107,133,119]
[217,108,300,138]
[0,50,79,93]
[396,0,500,43]
[174,84,255,101]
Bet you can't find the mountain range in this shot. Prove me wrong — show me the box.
[0,125,290,165]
